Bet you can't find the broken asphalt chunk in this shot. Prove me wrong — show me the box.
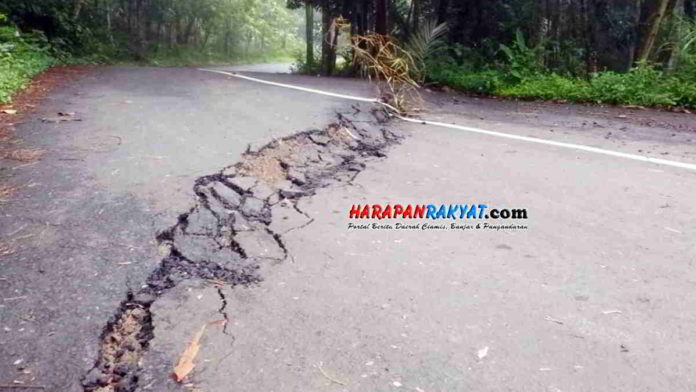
[309,133,331,145]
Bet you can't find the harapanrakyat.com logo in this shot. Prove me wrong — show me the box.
[347,203,528,231]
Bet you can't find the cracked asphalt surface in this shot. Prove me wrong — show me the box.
[0,66,376,391]
[2,65,696,392]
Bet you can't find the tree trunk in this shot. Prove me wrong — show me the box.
[133,0,146,59]
[73,0,85,21]
[106,3,114,44]
[176,16,183,44]
[405,1,413,37]
[637,0,671,62]
[411,0,420,33]
[666,0,685,71]
[183,18,196,45]
[126,0,133,33]
[583,0,598,74]
[329,18,339,72]
[626,0,643,70]
[686,0,696,17]
[436,0,450,25]
[362,0,370,34]
[223,19,231,56]
[375,0,387,35]
[245,33,252,56]
[321,7,333,75]
[202,24,213,48]
[306,3,314,67]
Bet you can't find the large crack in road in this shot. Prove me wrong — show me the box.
[81,105,400,392]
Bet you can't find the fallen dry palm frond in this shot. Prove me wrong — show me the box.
[351,34,422,112]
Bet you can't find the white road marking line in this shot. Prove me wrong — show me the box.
[200,69,379,103]
[199,68,696,172]
[394,116,696,172]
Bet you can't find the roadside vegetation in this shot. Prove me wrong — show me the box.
[426,26,696,109]
[0,12,56,103]
[291,0,696,110]
[0,0,304,102]
[3,1,696,109]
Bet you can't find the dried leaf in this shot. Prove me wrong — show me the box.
[173,325,207,382]
[2,109,17,115]
[207,319,227,328]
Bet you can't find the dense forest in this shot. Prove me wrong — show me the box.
[1,0,696,107]
[0,0,304,61]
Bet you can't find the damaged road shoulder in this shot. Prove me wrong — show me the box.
[81,104,401,392]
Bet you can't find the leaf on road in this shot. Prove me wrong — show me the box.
[171,319,227,383]
[207,319,227,328]
[2,109,17,114]
[172,324,207,382]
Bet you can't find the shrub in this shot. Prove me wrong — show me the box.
[661,77,696,107]
[290,49,321,74]
[427,64,504,94]
[425,59,696,108]
[499,73,592,101]
[0,13,56,103]
[589,65,676,106]
[498,30,546,82]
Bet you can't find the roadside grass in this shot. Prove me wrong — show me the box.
[0,35,57,104]
[427,63,696,109]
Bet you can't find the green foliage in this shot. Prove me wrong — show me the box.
[427,63,503,94]
[498,30,545,82]
[671,16,696,83]
[0,12,56,103]
[499,74,592,101]
[290,49,320,74]
[1,0,304,64]
[427,61,696,108]
[405,20,448,81]
[588,65,674,105]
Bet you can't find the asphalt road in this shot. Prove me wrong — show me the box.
[0,66,373,391]
[1,66,695,392]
